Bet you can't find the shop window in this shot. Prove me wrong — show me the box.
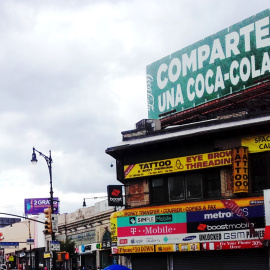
[185,173,203,199]
[204,169,221,198]
[152,178,166,203]
[250,152,270,193]
[168,175,185,201]
[151,169,220,204]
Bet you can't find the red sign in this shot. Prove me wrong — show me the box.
[118,223,187,237]
[201,240,263,251]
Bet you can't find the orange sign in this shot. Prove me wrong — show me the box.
[155,244,175,252]
[233,147,248,193]
[118,245,155,254]
[178,243,200,252]
[124,150,232,179]
[111,197,263,219]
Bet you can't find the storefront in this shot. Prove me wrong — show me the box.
[78,244,97,270]
[111,195,266,269]
[106,8,270,269]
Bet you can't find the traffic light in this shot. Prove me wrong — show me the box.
[44,207,52,234]
[56,252,69,261]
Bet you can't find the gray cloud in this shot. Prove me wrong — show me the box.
[0,0,268,215]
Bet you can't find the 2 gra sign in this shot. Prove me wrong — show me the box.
[147,9,270,119]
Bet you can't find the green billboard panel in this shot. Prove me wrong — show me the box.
[147,9,270,119]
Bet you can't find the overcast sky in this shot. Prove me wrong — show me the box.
[0,0,269,217]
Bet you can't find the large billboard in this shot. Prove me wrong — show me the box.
[147,9,270,119]
[111,197,264,252]
[24,197,60,215]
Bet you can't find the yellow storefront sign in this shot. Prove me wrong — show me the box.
[44,252,51,258]
[155,244,175,252]
[118,245,155,254]
[111,218,118,243]
[233,147,248,193]
[178,243,200,252]
[111,197,263,218]
[242,134,270,153]
[124,150,232,179]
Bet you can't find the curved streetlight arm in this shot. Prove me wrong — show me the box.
[83,196,108,207]
[31,147,53,167]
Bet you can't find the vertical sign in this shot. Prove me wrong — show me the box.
[233,147,248,193]
[264,189,270,240]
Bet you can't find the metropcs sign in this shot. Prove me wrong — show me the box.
[147,9,270,119]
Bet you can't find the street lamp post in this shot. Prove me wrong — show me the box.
[31,147,56,270]
[27,220,32,270]
[82,196,108,207]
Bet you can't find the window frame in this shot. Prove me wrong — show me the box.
[150,168,221,204]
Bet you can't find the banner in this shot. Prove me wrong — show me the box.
[124,149,232,179]
[147,9,270,119]
[112,197,264,248]
[242,134,270,153]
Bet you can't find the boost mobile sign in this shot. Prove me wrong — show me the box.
[147,9,270,119]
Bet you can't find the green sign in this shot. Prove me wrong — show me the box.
[147,9,270,119]
[118,213,186,227]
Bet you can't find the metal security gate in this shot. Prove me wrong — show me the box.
[131,253,168,270]
[173,248,269,270]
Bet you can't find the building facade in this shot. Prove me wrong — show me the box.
[0,200,115,270]
[106,112,270,269]
[106,9,270,270]
[56,200,115,270]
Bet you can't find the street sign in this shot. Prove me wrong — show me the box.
[50,240,60,251]
[0,242,19,248]
[51,214,58,232]
[27,239,34,245]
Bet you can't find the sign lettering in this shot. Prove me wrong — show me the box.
[147,10,270,119]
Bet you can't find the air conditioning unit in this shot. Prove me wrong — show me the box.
[135,119,161,132]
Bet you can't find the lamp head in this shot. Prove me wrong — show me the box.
[31,149,38,164]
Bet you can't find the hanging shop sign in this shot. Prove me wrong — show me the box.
[146,9,270,119]
[111,197,264,251]
[107,185,124,206]
[124,149,232,179]
[232,147,248,193]
[242,134,270,153]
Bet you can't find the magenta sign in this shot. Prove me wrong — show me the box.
[24,197,59,215]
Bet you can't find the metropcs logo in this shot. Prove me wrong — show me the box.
[204,208,248,220]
